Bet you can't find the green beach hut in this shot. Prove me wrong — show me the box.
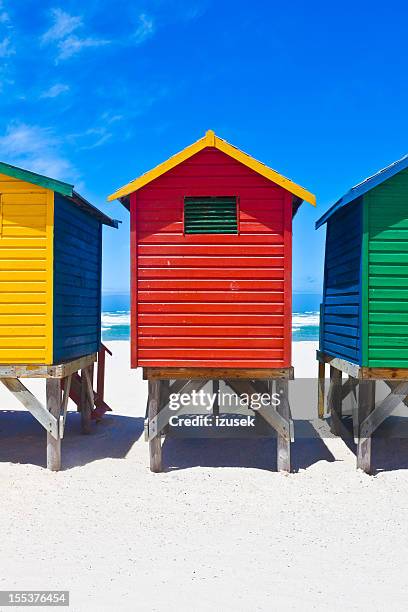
[317,154,408,369]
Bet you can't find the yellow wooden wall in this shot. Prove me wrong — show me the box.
[0,173,53,364]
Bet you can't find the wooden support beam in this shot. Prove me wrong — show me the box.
[386,381,408,409]
[212,379,220,416]
[59,375,72,439]
[357,380,376,474]
[46,379,62,471]
[0,378,59,439]
[167,379,188,397]
[144,367,294,380]
[340,376,359,402]
[152,379,207,438]
[83,367,95,406]
[226,378,293,442]
[276,379,291,472]
[318,352,408,382]
[148,380,162,472]
[80,367,92,434]
[351,378,359,444]
[328,366,342,436]
[96,346,106,407]
[159,380,170,435]
[318,361,325,419]
[360,381,408,439]
[316,351,361,378]
[226,377,293,472]
[0,353,96,379]
[361,367,408,380]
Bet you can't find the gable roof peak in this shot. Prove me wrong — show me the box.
[108,130,316,207]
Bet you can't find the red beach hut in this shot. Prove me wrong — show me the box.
[108,130,315,472]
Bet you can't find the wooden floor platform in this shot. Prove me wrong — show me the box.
[144,368,294,473]
[317,350,408,473]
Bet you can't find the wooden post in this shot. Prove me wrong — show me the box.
[276,378,291,472]
[149,379,162,472]
[318,361,325,419]
[96,346,106,406]
[357,379,376,473]
[46,378,62,471]
[350,376,359,443]
[80,367,92,434]
[212,379,219,417]
[329,366,342,435]
[160,379,170,435]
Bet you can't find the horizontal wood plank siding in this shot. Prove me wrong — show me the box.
[0,173,53,364]
[367,169,408,367]
[134,147,291,368]
[321,201,362,363]
[53,194,102,362]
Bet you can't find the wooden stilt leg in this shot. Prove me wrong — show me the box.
[357,380,376,473]
[80,367,91,434]
[46,378,62,471]
[149,380,162,472]
[329,366,342,435]
[212,379,219,417]
[350,376,359,443]
[318,361,325,419]
[276,378,291,472]
[97,347,106,405]
[160,379,170,435]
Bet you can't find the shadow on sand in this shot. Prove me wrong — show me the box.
[163,420,336,473]
[318,415,408,474]
[4,410,408,474]
[0,410,144,470]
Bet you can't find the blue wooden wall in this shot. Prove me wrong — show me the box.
[320,200,363,363]
[53,194,102,362]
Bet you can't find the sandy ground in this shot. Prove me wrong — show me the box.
[1,341,408,611]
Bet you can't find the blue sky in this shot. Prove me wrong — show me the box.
[1,0,408,296]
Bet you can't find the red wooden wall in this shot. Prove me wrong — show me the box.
[130,147,293,368]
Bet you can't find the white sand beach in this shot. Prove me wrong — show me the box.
[1,341,408,611]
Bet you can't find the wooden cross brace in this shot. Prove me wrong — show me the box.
[145,379,207,441]
[327,372,359,440]
[225,379,294,443]
[0,375,73,440]
[145,376,294,473]
[359,381,408,439]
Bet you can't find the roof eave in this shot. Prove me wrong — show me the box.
[107,130,316,206]
[316,152,408,228]
[0,161,74,197]
[71,191,119,228]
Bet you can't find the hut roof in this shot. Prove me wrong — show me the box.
[316,154,408,229]
[107,130,316,208]
[0,161,118,228]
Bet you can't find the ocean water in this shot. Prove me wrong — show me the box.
[101,293,321,342]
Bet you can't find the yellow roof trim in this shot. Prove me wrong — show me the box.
[107,130,316,205]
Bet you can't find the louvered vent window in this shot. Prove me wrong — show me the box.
[184,197,238,234]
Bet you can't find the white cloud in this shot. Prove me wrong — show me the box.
[82,128,112,149]
[0,0,9,23]
[57,35,109,61]
[0,123,75,181]
[0,36,13,57]
[40,83,70,98]
[41,8,82,43]
[42,8,110,62]
[68,126,112,150]
[182,5,207,21]
[134,13,154,44]
[101,111,124,125]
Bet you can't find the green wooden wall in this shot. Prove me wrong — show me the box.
[366,168,408,367]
